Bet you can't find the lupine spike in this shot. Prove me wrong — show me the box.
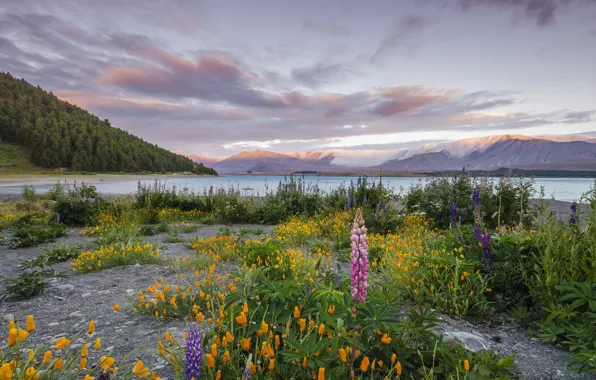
[185,323,204,380]
[350,209,369,303]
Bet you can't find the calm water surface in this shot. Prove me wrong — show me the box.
[1,175,594,202]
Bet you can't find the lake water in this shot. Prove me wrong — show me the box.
[1,175,595,202]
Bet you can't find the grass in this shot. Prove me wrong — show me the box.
[0,142,39,172]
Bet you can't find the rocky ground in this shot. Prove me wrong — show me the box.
[1,224,594,379]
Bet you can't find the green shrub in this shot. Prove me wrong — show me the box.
[53,183,104,226]
[1,256,56,300]
[8,216,66,248]
[42,243,81,264]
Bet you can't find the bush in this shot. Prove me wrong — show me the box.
[42,243,81,264]
[1,256,56,300]
[53,183,104,226]
[71,242,165,273]
[8,216,66,248]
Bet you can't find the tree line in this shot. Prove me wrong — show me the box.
[0,72,217,175]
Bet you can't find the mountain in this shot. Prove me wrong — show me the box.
[0,72,217,175]
[380,136,596,171]
[212,150,336,173]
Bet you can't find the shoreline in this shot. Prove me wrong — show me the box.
[0,173,218,187]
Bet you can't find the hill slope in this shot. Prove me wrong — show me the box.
[0,72,217,174]
[0,142,39,172]
[212,150,337,173]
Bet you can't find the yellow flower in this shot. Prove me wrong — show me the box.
[318,324,325,335]
[381,334,392,344]
[223,350,231,364]
[82,343,89,357]
[338,348,347,363]
[165,331,172,343]
[84,375,93,380]
[113,304,121,312]
[318,368,325,380]
[268,359,275,370]
[151,372,161,380]
[7,328,17,347]
[94,338,101,350]
[215,370,222,380]
[77,357,87,370]
[205,354,215,368]
[360,356,370,372]
[26,315,35,332]
[226,331,234,342]
[25,367,39,380]
[241,338,251,351]
[302,356,308,368]
[235,312,247,326]
[211,343,217,357]
[299,318,306,331]
[391,353,397,363]
[293,307,300,318]
[132,360,149,377]
[88,320,96,335]
[396,361,402,376]
[243,302,249,313]
[100,356,115,370]
[42,350,52,364]
[28,349,34,362]
[54,358,63,370]
[327,305,335,314]
[261,321,269,334]
[464,359,470,372]
[55,337,71,349]
[0,363,14,380]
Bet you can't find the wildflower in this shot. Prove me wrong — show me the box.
[570,202,578,225]
[318,368,325,380]
[360,356,370,372]
[350,209,369,303]
[84,375,93,380]
[299,318,306,331]
[327,305,335,314]
[293,307,300,318]
[132,360,149,377]
[481,233,494,269]
[0,364,14,380]
[243,353,253,380]
[302,356,308,368]
[25,367,39,380]
[95,338,101,350]
[226,331,234,342]
[42,350,52,364]
[100,356,115,370]
[88,320,96,335]
[216,370,222,380]
[185,323,204,379]
[28,349,34,362]
[391,353,396,363]
[165,331,172,343]
[243,302,249,313]
[77,357,87,370]
[450,203,458,227]
[338,348,347,363]
[236,312,247,326]
[268,359,275,370]
[55,337,70,349]
[396,361,402,376]
[7,329,17,347]
[223,350,231,364]
[261,321,269,334]
[82,343,89,357]
[112,304,121,312]
[464,359,470,372]
[211,343,217,357]
[54,358,63,370]
[381,334,392,344]
[151,372,161,380]
[241,338,251,351]
[318,324,325,335]
[26,315,35,332]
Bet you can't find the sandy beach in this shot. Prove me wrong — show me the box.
[0,173,215,186]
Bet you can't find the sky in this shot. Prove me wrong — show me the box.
[1,0,596,166]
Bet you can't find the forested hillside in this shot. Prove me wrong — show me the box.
[0,72,217,174]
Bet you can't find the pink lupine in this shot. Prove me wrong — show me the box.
[350,209,368,303]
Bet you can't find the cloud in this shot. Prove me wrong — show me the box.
[371,14,431,63]
[301,20,350,35]
[291,63,345,88]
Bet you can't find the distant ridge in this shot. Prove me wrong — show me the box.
[0,72,217,175]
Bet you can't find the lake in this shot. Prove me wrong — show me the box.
[0,175,595,202]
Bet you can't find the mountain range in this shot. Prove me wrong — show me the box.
[197,133,596,173]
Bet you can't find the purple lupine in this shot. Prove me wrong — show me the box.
[363,193,367,204]
[381,199,387,213]
[473,224,482,242]
[570,202,578,225]
[350,209,369,303]
[481,233,494,270]
[472,188,481,207]
[243,353,253,380]
[352,196,357,208]
[357,176,362,186]
[450,202,458,227]
[185,323,204,380]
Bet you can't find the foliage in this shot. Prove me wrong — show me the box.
[0,72,216,174]
[7,215,66,248]
[1,256,57,300]
[52,183,105,226]
[71,242,165,273]
[41,243,81,264]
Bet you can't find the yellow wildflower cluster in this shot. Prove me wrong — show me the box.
[1,315,161,380]
[191,235,239,262]
[81,213,136,236]
[158,208,207,222]
[273,215,321,246]
[71,243,165,273]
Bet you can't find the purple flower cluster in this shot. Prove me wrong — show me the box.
[346,189,351,210]
[570,202,578,225]
[481,233,494,270]
[185,323,204,380]
[243,354,253,380]
[450,202,458,227]
[472,188,481,208]
[350,209,369,303]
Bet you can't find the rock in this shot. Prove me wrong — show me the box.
[106,346,114,352]
[54,296,65,301]
[3,314,14,322]
[68,311,83,318]
[443,331,491,352]
[126,289,134,294]
[97,290,111,295]
[56,284,74,291]
[134,263,140,267]
[48,322,59,327]
[81,292,92,298]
